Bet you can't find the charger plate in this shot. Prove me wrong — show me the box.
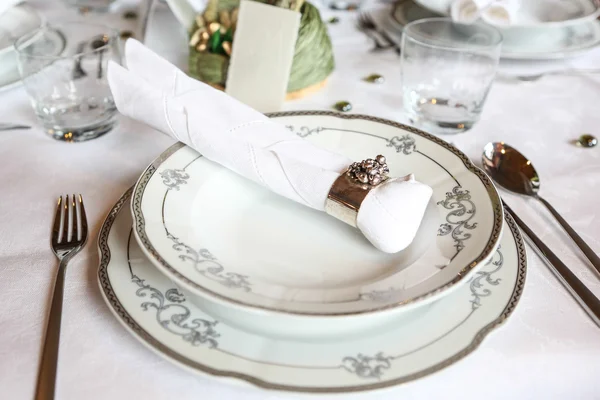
[98,188,525,393]
[131,112,503,317]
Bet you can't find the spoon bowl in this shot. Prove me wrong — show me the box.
[482,141,600,276]
[482,142,540,196]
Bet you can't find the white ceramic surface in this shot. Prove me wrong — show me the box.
[414,0,600,28]
[131,112,503,338]
[0,4,44,90]
[99,187,526,393]
[392,0,600,60]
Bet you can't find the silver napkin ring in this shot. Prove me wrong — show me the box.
[325,155,389,227]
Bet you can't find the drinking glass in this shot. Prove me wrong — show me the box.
[15,22,121,142]
[400,18,502,134]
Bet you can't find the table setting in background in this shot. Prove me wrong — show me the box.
[1,0,600,399]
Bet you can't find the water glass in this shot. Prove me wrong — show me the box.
[400,18,502,134]
[15,22,121,142]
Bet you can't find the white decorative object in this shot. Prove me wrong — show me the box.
[225,0,300,112]
[481,0,521,26]
[450,0,520,26]
[107,41,434,254]
[450,0,491,24]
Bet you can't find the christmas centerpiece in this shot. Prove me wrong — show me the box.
[188,0,334,99]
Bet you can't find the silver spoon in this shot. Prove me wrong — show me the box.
[482,142,600,276]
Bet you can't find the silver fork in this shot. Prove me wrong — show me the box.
[35,195,88,400]
[357,12,400,54]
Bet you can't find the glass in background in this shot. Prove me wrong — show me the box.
[400,18,502,135]
[15,22,121,142]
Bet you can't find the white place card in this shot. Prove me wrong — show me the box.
[225,0,300,112]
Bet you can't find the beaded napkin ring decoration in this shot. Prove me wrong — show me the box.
[326,155,411,227]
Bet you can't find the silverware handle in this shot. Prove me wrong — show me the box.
[0,124,31,131]
[376,29,401,55]
[366,30,391,49]
[504,203,600,327]
[35,259,67,400]
[537,195,600,276]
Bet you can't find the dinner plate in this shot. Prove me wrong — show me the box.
[392,0,600,60]
[0,4,44,91]
[414,0,600,28]
[98,188,526,393]
[131,112,503,335]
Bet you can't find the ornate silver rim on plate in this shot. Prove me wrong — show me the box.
[98,188,525,393]
[131,111,504,316]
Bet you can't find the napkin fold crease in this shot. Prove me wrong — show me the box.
[108,40,433,253]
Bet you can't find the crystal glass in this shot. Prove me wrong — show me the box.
[400,18,502,134]
[15,22,121,142]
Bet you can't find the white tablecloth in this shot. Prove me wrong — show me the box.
[2,1,600,399]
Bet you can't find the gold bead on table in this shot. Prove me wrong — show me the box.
[365,73,385,84]
[577,134,598,148]
[334,101,352,112]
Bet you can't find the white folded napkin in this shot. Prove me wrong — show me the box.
[108,40,433,253]
[451,0,520,26]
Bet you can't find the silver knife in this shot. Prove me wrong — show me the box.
[504,202,600,327]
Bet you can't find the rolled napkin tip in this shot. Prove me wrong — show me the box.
[357,176,433,254]
[481,1,520,26]
[451,0,488,24]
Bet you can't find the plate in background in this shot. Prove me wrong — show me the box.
[392,0,600,60]
[414,0,600,28]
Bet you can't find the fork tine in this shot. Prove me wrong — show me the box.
[72,194,78,242]
[62,194,70,243]
[52,196,63,245]
[78,194,88,245]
